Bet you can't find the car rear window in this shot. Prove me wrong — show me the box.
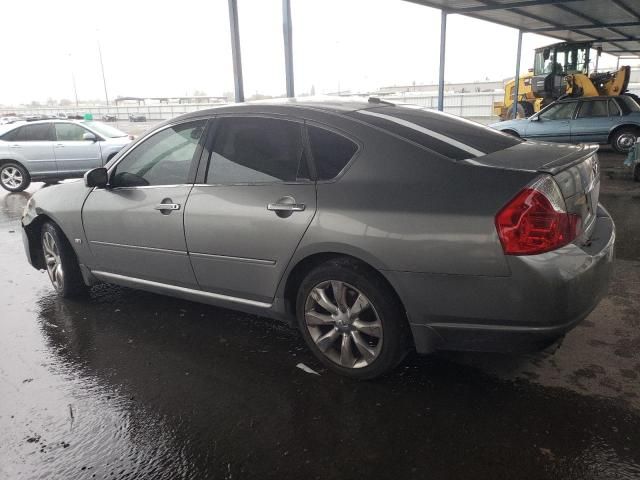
[307,126,358,180]
[350,106,520,160]
[618,95,640,113]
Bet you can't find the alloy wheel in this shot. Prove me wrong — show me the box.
[1,166,23,189]
[304,280,383,369]
[617,132,636,151]
[43,231,64,291]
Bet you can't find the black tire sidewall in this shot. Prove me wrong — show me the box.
[41,222,87,297]
[0,162,30,192]
[612,128,637,154]
[296,259,409,379]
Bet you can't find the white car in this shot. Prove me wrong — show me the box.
[0,120,133,191]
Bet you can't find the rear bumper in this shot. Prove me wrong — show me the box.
[387,205,615,354]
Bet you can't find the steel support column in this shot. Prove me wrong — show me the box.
[512,29,523,119]
[228,0,244,103]
[283,0,295,97]
[437,10,447,112]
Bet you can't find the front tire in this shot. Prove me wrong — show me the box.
[296,258,409,379]
[41,222,88,298]
[611,127,638,153]
[0,162,30,192]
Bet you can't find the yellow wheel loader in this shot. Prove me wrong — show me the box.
[494,41,635,120]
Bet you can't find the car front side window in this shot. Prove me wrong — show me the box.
[111,120,206,188]
[205,117,308,184]
[55,123,90,141]
[539,102,576,121]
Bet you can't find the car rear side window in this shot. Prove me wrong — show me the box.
[111,120,206,187]
[307,126,358,180]
[577,100,608,118]
[350,106,520,160]
[2,124,54,142]
[206,117,308,184]
[618,96,640,113]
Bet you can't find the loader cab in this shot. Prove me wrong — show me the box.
[532,42,592,100]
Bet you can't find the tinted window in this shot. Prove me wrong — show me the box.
[112,120,205,187]
[619,96,640,113]
[351,106,520,160]
[206,117,306,184]
[55,123,89,141]
[3,124,54,142]
[577,100,608,118]
[308,126,358,180]
[539,102,576,121]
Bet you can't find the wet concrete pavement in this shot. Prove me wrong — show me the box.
[1,152,640,479]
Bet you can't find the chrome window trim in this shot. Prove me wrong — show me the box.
[91,270,272,309]
[189,251,276,266]
[90,240,187,255]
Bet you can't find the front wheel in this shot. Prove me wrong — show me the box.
[296,258,410,379]
[41,222,88,298]
[611,127,638,153]
[0,162,30,192]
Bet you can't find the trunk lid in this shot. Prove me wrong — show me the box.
[467,141,601,242]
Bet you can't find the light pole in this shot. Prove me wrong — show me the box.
[97,39,110,106]
[68,53,79,107]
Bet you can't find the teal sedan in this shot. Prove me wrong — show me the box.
[491,95,640,153]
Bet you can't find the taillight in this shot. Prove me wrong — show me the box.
[495,176,581,255]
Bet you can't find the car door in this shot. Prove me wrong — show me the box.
[82,119,208,288]
[1,123,57,176]
[570,99,615,144]
[525,101,576,142]
[184,115,317,304]
[54,122,103,175]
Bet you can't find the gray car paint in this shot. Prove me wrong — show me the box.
[22,100,615,354]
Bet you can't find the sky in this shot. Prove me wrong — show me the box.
[0,0,635,106]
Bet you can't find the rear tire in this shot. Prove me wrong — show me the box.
[296,257,410,379]
[0,162,30,192]
[41,222,88,298]
[611,127,638,153]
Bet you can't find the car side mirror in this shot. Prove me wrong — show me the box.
[530,116,540,122]
[83,132,97,142]
[84,167,109,188]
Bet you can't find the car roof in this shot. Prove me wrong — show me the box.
[176,96,383,120]
[556,95,620,103]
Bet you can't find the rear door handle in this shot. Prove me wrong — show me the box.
[267,203,306,212]
[155,203,181,211]
[9,144,21,148]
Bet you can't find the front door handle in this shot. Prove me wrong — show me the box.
[155,203,181,211]
[267,203,306,212]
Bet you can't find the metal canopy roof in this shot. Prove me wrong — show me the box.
[405,0,640,57]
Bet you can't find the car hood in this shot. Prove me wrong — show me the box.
[489,119,528,130]
[101,136,132,146]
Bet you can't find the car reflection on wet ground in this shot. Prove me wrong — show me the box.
[1,151,639,480]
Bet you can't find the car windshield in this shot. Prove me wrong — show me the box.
[81,121,128,138]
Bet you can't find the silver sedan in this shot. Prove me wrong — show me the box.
[21,99,615,379]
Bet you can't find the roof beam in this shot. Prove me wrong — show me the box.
[545,3,633,52]
[611,0,640,21]
[530,21,640,32]
[452,0,581,13]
